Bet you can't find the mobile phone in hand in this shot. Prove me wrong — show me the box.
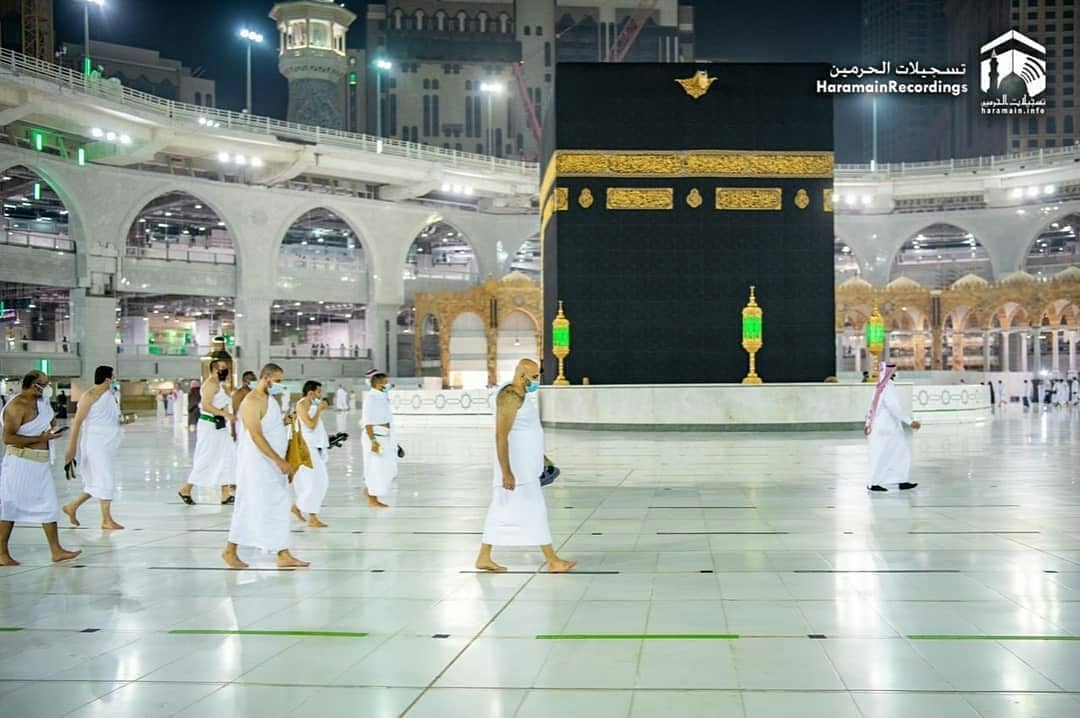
[53,426,70,435]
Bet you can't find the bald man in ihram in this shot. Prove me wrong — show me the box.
[476,359,575,573]
[222,363,308,569]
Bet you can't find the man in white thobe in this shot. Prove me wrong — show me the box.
[475,359,575,573]
[333,383,349,433]
[1071,375,1080,406]
[997,380,1005,407]
[0,371,81,565]
[865,363,922,493]
[361,373,397,508]
[62,365,127,530]
[222,363,308,569]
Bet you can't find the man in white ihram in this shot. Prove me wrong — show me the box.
[0,370,80,565]
[865,363,921,493]
[475,359,575,573]
[62,365,127,530]
[177,358,235,505]
[222,363,309,569]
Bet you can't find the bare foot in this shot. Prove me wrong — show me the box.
[363,489,389,508]
[546,558,577,573]
[277,551,310,568]
[475,559,507,572]
[291,505,305,522]
[0,555,20,566]
[101,520,125,531]
[62,504,80,527]
[307,516,328,528]
[221,550,248,569]
[51,548,82,563]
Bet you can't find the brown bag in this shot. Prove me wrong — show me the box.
[285,418,313,478]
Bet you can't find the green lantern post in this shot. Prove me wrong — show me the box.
[551,301,570,386]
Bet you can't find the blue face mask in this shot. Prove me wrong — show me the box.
[381,384,394,393]
[111,381,119,392]
[526,379,540,393]
[247,381,257,390]
[267,383,286,396]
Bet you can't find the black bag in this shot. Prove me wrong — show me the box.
[397,444,405,459]
[213,415,227,430]
[540,464,560,487]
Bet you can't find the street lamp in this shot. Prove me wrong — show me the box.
[80,0,105,77]
[480,81,504,157]
[373,58,393,147]
[239,28,264,114]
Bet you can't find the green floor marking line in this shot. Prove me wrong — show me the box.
[908,635,1080,641]
[536,633,739,640]
[169,629,369,638]
[0,627,24,633]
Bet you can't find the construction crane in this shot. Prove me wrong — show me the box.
[608,0,659,63]
[511,61,544,155]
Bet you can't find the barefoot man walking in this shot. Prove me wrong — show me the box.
[222,363,309,569]
[62,365,127,530]
[476,359,575,573]
[0,371,80,565]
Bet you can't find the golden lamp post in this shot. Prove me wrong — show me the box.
[741,286,763,384]
[865,303,885,381]
[551,300,571,386]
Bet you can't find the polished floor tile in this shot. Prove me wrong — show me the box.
[0,407,1076,716]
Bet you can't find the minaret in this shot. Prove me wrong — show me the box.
[269,0,357,129]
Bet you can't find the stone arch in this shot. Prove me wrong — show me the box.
[1023,211,1079,280]
[124,190,237,266]
[404,219,480,288]
[120,185,240,268]
[0,162,86,257]
[448,311,486,388]
[276,206,368,276]
[890,222,993,290]
[496,309,539,383]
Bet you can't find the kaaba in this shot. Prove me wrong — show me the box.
[541,63,835,385]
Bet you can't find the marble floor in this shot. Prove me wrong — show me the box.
[0,406,1078,717]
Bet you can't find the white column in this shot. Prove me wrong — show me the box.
[366,303,400,374]
[1001,331,1010,373]
[1070,332,1077,372]
[983,330,991,374]
[70,289,118,396]
[835,333,843,376]
[854,337,862,375]
[1033,328,1042,374]
[1051,329,1060,372]
[233,296,271,375]
[1020,333,1028,373]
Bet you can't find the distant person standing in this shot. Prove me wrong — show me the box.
[475,359,575,573]
[62,366,126,530]
[865,363,921,493]
[155,391,165,418]
[187,381,201,429]
[334,383,349,433]
[1022,379,1031,410]
[997,380,1006,407]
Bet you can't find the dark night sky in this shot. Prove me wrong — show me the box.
[54,0,865,154]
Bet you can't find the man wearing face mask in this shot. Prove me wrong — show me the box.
[61,366,127,530]
[291,380,331,527]
[476,359,575,573]
[361,372,397,508]
[223,363,308,569]
[178,359,236,505]
[0,371,81,565]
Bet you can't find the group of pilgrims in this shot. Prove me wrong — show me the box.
[0,357,576,572]
[0,356,975,570]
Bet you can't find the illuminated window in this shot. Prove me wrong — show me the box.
[310,20,331,49]
[286,20,307,49]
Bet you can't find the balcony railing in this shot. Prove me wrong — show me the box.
[125,245,236,265]
[837,144,1080,179]
[0,339,75,354]
[117,344,201,356]
[270,345,370,359]
[1,229,75,253]
[0,47,536,177]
